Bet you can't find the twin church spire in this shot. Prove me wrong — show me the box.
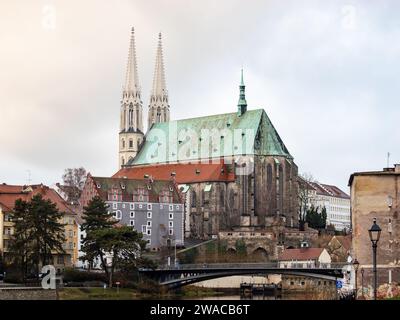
[119,28,169,168]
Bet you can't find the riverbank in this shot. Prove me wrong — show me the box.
[57,285,224,300]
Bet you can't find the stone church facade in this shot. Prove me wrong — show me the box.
[114,29,299,241]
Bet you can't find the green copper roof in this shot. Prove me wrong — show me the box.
[128,108,293,166]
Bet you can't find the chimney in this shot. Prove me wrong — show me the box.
[395,164,400,173]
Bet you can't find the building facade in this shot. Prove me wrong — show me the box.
[80,174,184,250]
[301,179,351,231]
[278,247,331,268]
[349,164,400,291]
[0,183,78,273]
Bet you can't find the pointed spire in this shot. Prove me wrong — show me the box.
[124,27,140,93]
[237,68,247,116]
[151,32,168,100]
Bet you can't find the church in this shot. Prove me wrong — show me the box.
[113,28,299,240]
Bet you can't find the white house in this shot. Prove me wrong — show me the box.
[278,247,331,269]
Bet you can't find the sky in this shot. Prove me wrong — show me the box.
[1,0,400,193]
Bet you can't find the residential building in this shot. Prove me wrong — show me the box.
[301,179,351,231]
[349,164,400,290]
[278,247,331,268]
[0,183,78,273]
[79,174,184,250]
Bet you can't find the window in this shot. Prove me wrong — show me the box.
[115,210,122,220]
[141,225,146,233]
[169,221,173,228]
[130,220,135,227]
[122,139,125,149]
[113,203,117,210]
[147,212,152,219]
[146,228,151,236]
[130,211,135,218]
[169,229,173,235]
[69,231,73,237]
[129,139,133,148]
[169,213,173,220]
[169,205,173,211]
[147,203,152,210]
[130,203,134,210]
[122,203,126,209]
[191,191,197,208]
[57,255,65,264]
[147,221,152,227]
[147,239,151,245]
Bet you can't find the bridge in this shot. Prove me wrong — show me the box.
[139,263,347,289]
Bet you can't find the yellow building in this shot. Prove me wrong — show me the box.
[0,184,78,273]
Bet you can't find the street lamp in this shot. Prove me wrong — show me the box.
[361,268,365,299]
[353,258,359,299]
[368,218,381,300]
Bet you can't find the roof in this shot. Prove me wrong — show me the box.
[0,183,75,215]
[348,167,400,186]
[127,108,293,166]
[114,162,235,184]
[299,178,350,199]
[0,201,12,212]
[87,176,182,204]
[309,182,350,199]
[330,235,352,251]
[278,248,325,261]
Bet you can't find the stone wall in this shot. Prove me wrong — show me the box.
[0,288,57,300]
[187,155,300,240]
[281,275,336,300]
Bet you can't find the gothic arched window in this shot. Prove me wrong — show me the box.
[266,164,272,193]
[191,190,197,208]
[220,189,225,208]
[129,139,133,149]
[278,165,284,214]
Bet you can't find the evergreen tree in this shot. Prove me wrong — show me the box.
[92,226,148,287]
[80,196,116,272]
[9,194,65,278]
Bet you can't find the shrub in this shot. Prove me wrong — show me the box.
[63,268,107,283]
[3,272,24,284]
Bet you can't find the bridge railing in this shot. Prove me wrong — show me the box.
[156,262,348,270]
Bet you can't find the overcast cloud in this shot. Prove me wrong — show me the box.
[1,0,399,192]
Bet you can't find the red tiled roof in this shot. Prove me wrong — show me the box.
[113,163,235,184]
[279,248,325,261]
[0,184,26,194]
[0,201,12,212]
[0,184,75,214]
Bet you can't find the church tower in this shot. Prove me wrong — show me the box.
[148,33,170,129]
[119,27,144,168]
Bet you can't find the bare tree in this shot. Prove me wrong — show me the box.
[62,167,87,204]
[297,172,314,230]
